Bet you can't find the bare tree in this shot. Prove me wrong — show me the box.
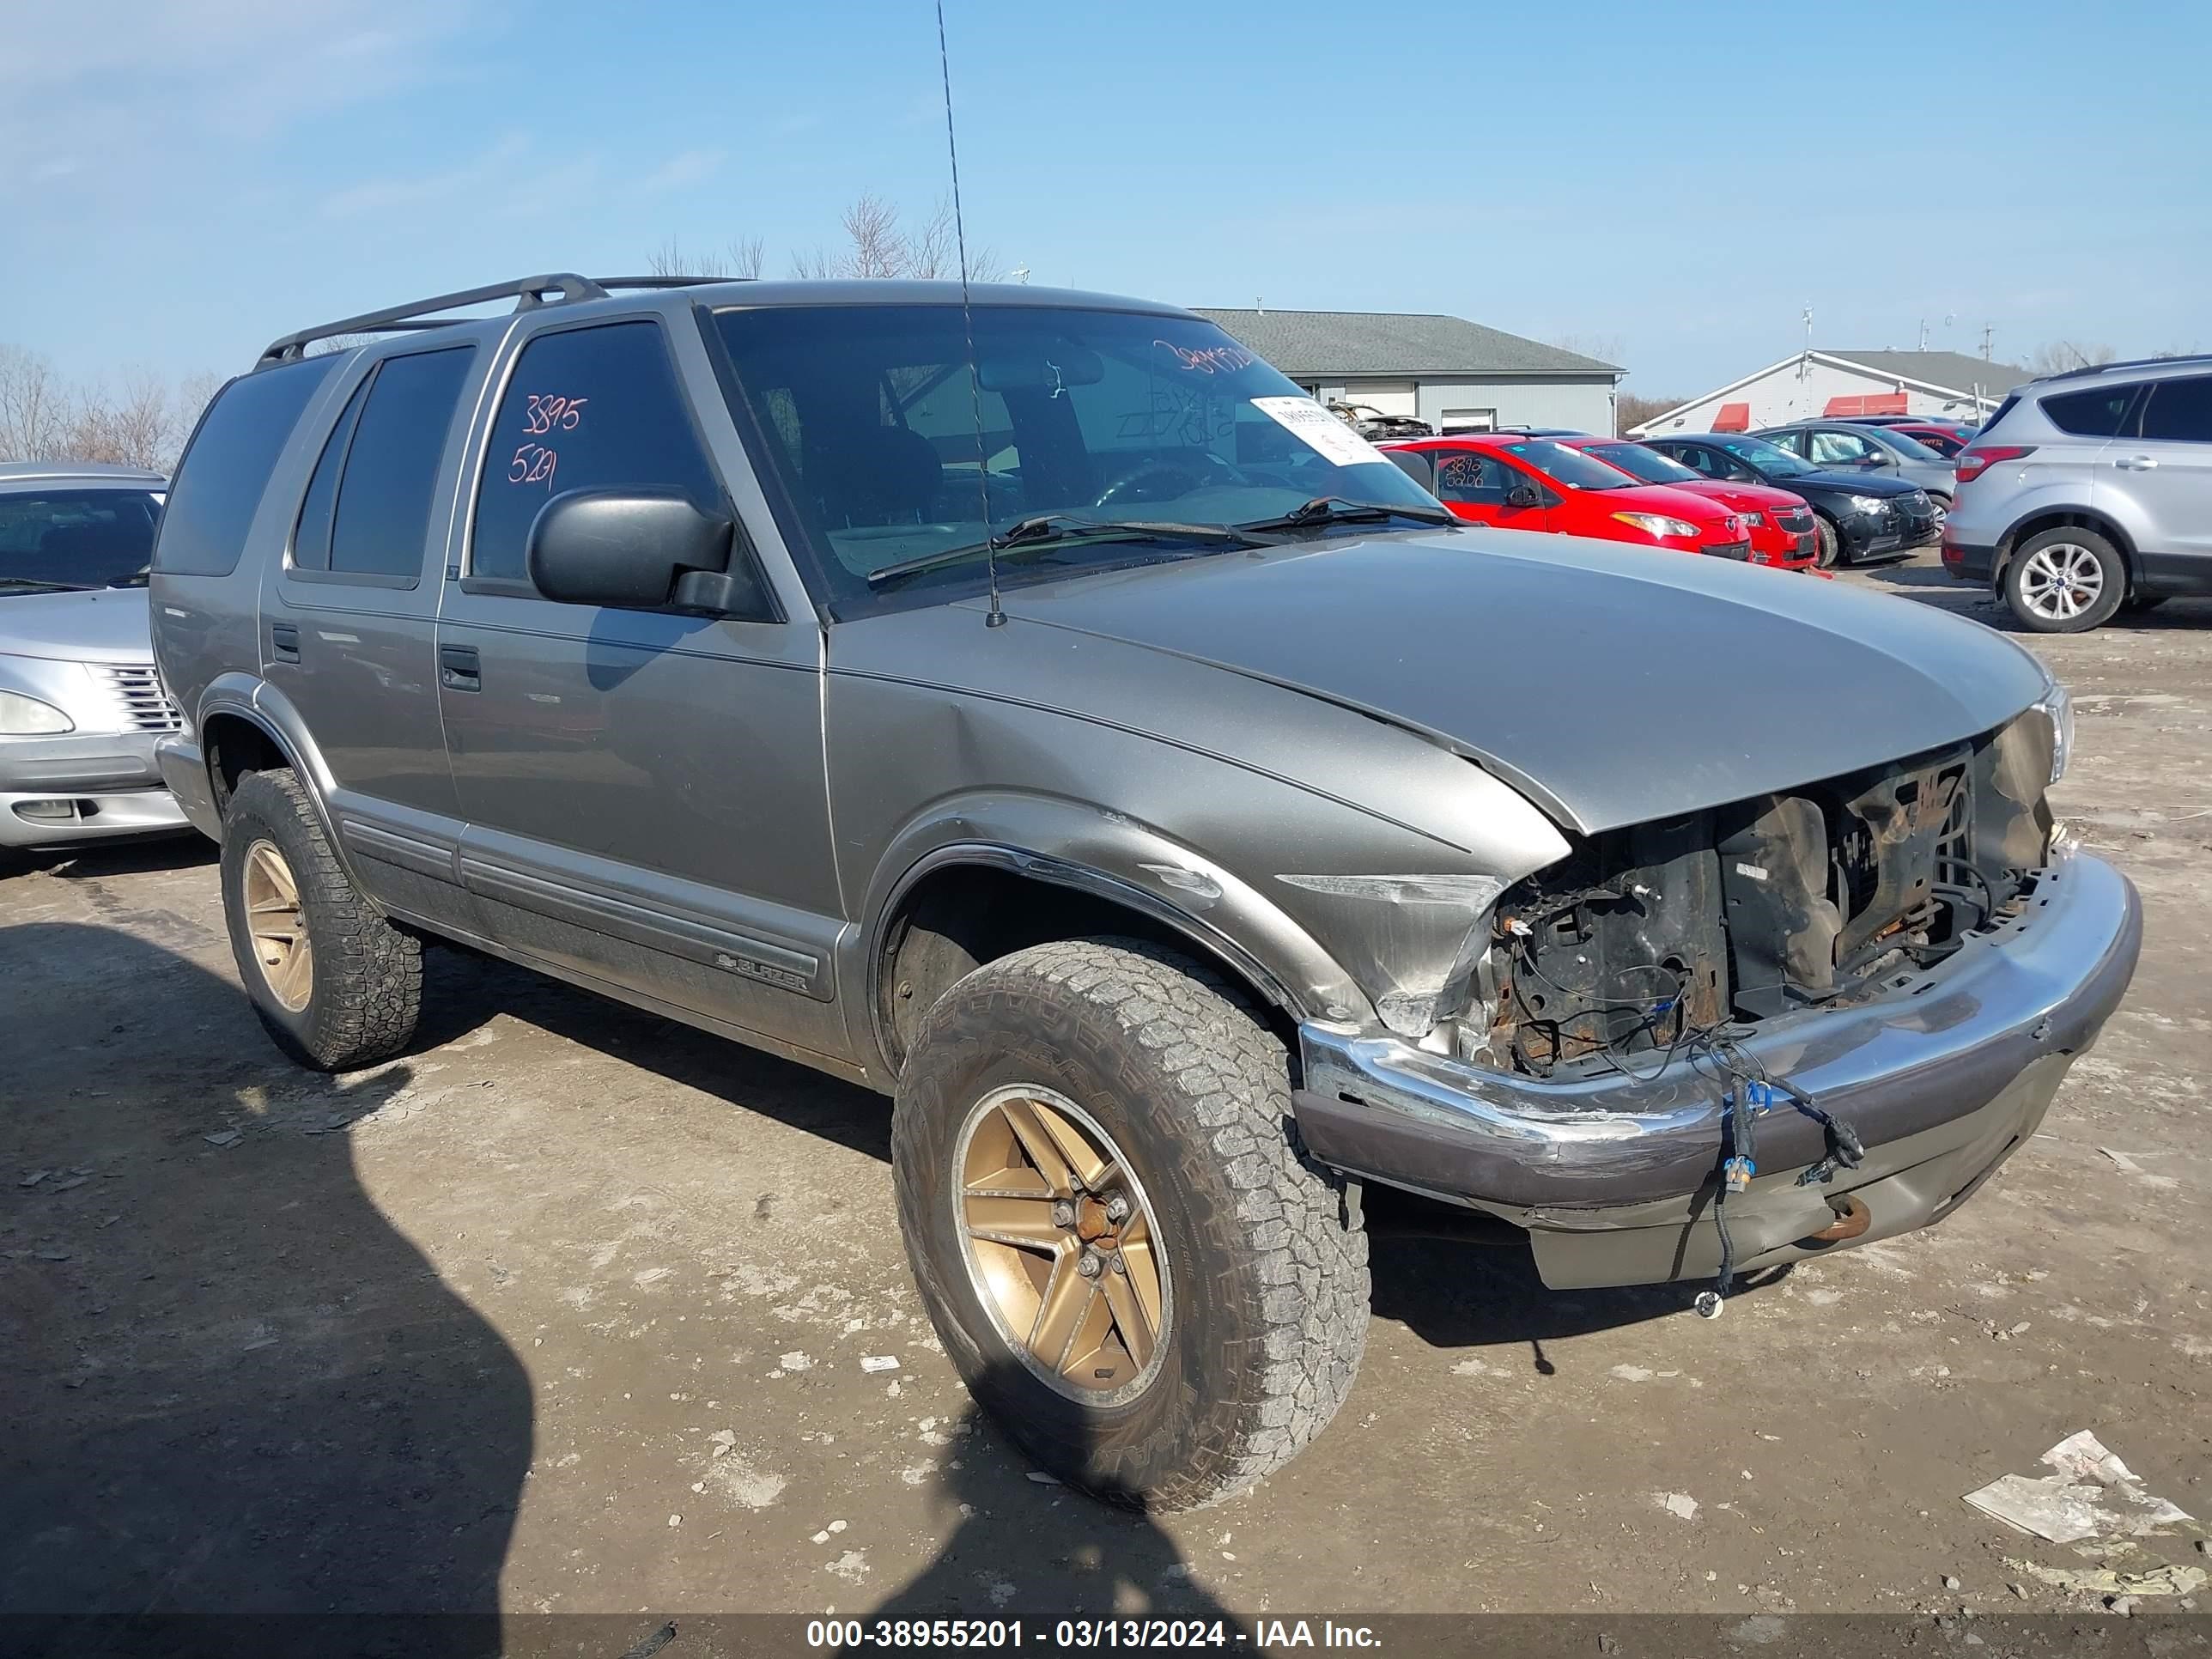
[771,192,1004,283]
[2027,340,2117,375]
[787,242,839,280]
[646,235,766,280]
[1614,390,1686,435]
[0,345,74,462]
[840,191,907,279]
[0,346,223,471]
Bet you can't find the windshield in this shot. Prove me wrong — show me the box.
[710,305,1439,615]
[1870,428,1948,462]
[1582,441,1699,485]
[0,488,162,592]
[1497,440,1639,491]
[1716,435,1816,478]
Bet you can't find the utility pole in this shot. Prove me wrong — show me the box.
[1980,322,1994,362]
[1917,318,1929,351]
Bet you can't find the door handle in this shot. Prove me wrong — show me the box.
[270,622,300,663]
[439,644,482,693]
[2113,455,2158,470]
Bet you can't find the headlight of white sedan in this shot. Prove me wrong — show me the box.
[0,689,76,735]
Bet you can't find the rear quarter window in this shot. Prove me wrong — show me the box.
[153,355,341,577]
[2038,384,2142,439]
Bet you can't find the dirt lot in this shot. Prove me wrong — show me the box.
[3,552,2208,1629]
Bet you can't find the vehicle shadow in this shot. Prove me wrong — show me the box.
[424,944,896,1167]
[422,950,1744,1364]
[3,833,216,881]
[856,1362,1243,1625]
[0,923,530,1653]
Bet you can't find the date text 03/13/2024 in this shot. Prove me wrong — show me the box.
[806,1619,1383,1650]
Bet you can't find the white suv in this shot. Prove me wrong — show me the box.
[1942,356,2212,631]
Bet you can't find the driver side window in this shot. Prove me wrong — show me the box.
[1433,449,1508,506]
[1808,429,1874,465]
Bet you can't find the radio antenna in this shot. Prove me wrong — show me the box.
[934,0,1003,628]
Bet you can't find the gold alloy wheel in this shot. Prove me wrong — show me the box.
[242,840,313,1013]
[954,1085,1171,1403]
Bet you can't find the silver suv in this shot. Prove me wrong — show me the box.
[1,462,191,851]
[150,274,2139,1510]
[1943,356,2212,631]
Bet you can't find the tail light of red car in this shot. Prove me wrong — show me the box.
[1956,445,2035,485]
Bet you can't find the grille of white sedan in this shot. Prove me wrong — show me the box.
[92,662,185,732]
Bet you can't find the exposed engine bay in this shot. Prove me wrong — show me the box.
[1465,711,2058,1078]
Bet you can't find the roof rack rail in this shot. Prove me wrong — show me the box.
[256,273,735,367]
[2042,351,2212,382]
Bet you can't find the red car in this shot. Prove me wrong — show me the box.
[1553,436,1822,571]
[1380,434,1754,561]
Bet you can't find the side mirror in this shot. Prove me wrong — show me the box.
[526,488,763,616]
[1506,481,1541,509]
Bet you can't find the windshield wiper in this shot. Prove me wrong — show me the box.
[0,578,94,593]
[1233,496,1458,533]
[866,514,1272,587]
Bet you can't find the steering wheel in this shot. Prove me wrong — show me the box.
[1091,455,1229,510]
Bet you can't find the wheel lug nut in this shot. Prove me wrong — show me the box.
[1077,1251,1103,1279]
[1104,1194,1130,1223]
[1050,1200,1076,1229]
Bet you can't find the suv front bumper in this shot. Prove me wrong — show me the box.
[1291,854,2141,1288]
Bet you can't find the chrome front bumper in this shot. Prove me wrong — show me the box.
[0,731,191,848]
[1291,855,2142,1279]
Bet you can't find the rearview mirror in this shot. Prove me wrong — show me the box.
[976,349,1104,393]
[526,488,763,616]
[1506,481,1541,509]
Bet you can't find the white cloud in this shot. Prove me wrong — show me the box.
[644,149,727,193]
[0,0,477,201]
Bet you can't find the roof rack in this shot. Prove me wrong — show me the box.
[256,273,735,367]
[2041,351,2212,383]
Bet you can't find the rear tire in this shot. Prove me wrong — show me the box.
[892,938,1368,1510]
[2003,527,2126,633]
[219,769,422,1071]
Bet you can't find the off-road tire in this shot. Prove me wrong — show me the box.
[893,937,1369,1510]
[220,768,421,1071]
[2003,526,2127,634]
[1812,513,1842,568]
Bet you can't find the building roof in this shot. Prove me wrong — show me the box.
[1825,349,2030,396]
[1191,308,1622,380]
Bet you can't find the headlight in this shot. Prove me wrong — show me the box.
[2036,678,2072,784]
[1848,495,1889,514]
[1739,510,1765,526]
[1610,511,1702,539]
[0,690,75,735]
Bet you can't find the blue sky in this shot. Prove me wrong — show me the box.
[3,0,2204,397]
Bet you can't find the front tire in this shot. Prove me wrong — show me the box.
[219,769,422,1071]
[1811,513,1842,568]
[892,938,1368,1510]
[2004,527,2127,633]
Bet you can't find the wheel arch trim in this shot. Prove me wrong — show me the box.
[192,675,351,871]
[854,796,1373,1077]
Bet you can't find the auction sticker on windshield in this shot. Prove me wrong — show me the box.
[1250,397,1394,469]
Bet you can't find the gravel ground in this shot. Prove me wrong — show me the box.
[2,551,2206,1627]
